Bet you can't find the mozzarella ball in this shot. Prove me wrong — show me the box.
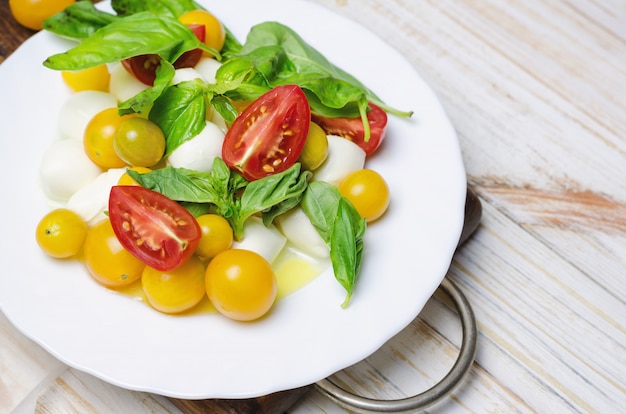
[312,135,366,185]
[166,121,225,172]
[232,217,287,264]
[66,168,126,225]
[276,207,329,259]
[194,57,222,83]
[39,139,102,201]
[108,63,149,102]
[58,90,117,140]
[172,67,206,84]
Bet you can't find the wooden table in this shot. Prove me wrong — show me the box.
[2,0,625,412]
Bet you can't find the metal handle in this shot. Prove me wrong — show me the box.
[315,277,477,413]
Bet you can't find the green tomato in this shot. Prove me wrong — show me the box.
[114,117,165,167]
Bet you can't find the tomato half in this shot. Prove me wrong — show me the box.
[121,24,206,86]
[108,186,201,271]
[221,85,310,181]
[312,103,388,155]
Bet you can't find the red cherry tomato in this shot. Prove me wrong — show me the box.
[108,186,201,271]
[121,24,206,86]
[312,103,388,155]
[221,85,311,181]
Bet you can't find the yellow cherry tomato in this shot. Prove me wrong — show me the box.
[9,0,74,31]
[205,249,277,321]
[83,219,145,288]
[117,167,152,186]
[178,10,225,56]
[35,208,87,258]
[338,169,390,223]
[195,214,233,259]
[61,65,110,93]
[84,108,134,169]
[142,256,206,314]
[299,122,328,171]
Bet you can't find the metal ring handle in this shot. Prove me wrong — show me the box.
[314,277,477,413]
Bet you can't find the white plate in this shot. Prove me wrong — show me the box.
[0,0,466,399]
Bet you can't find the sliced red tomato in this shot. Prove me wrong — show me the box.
[121,24,206,86]
[222,85,311,181]
[312,103,388,155]
[108,186,201,271]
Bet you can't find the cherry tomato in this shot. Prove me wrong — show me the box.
[121,54,161,86]
[62,65,110,93]
[84,107,134,169]
[195,214,233,259]
[338,169,390,223]
[222,85,310,181]
[35,208,87,258]
[118,167,152,186]
[121,24,205,86]
[312,103,388,156]
[9,0,74,31]
[205,249,277,321]
[83,219,146,288]
[108,186,202,271]
[114,117,166,167]
[178,10,225,56]
[142,256,206,314]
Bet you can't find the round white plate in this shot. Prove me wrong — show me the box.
[0,0,466,399]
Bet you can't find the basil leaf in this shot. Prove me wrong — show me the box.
[129,160,309,241]
[148,79,207,156]
[118,60,176,115]
[301,181,366,307]
[236,164,310,239]
[43,1,118,39]
[111,0,197,17]
[330,198,366,308]
[43,12,202,70]
[129,165,224,203]
[300,181,342,243]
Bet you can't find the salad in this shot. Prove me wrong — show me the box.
[34,0,412,322]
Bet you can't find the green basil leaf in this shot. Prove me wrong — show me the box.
[111,0,197,17]
[118,60,176,115]
[43,1,118,39]
[330,198,366,308]
[236,164,311,238]
[301,181,366,307]
[148,79,207,156]
[43,12,202,70]
[129,166,223,204]
[300,181,342,243]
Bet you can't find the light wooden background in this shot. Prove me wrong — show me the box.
[2,0,625,412]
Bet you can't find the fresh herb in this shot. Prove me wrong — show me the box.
[128,159,311,241]
[43,12,212,71]
[301,181,366,307]
[43,1,119,38]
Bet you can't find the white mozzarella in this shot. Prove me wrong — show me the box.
[58,90,118,141]
[108,63,149,103]
[312,135,366,186]
[171,67,206,84]
[66,168,126,225]
[194,57,222,83]
[166,121,225,172]
[39,139,103,202]
[232,217,287,264]
[275,207,329,259]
